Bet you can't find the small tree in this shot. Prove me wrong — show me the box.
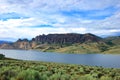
[0,54,5,60]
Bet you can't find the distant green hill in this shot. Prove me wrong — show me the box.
[102,36,120,54]
[104,36,120,45]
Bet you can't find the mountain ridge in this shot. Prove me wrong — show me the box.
[0,33,120,54]
[34,33,102,44]
[0,40,12,44]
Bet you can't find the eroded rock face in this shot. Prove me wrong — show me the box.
[14,41,31,49]
[31,41,37,49]
[0,33,103,50]
[34,33,102,44]
[13,39,38,49]
[0,39,37,50]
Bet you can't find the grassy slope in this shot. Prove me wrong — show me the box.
[34,42,120,54]
[54,43,101,54]
[0,59,120,80]
[103,45,120,54]
[103,36,120,54]
[34,36,120,54]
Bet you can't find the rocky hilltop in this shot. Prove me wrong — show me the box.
[34,33,102,44]
[0,33,101,49]
[0,33,120,54]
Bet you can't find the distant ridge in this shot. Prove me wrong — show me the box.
[0,33,120,54]
[0,40,12,44]
[33,33,102,44]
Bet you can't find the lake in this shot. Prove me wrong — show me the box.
[0,49,120,68]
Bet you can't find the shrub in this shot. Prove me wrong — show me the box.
[16,69,41,80]
[100,76,113,80]
[0,60,120,80]
[0,54,5,60]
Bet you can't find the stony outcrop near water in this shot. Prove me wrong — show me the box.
[0,33,120,54]
[34,33,102,44]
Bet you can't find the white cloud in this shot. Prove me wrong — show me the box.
[0,17,50,28]
[0,26,87,41]
[0,0,120,41]
[0,0,120,14]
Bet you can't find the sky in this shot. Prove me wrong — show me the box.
[0,0,120,41]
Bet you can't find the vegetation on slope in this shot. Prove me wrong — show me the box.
[102,36,120,54]
[103,45,120,54]
[34,42,120,54]
[0,33,120,54]
[33,36,120,54]
[0,59,120,80]
[0,54,5,60]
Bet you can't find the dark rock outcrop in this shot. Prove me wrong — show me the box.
[34,33,102,44]
[0,33,102,50]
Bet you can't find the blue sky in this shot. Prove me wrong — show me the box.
[0,0,120,41]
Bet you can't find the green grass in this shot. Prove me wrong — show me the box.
[103,45,120,54]
[34,42,120,54]
[0,59,120,80]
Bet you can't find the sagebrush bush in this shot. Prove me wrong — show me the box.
[0,60,120,80]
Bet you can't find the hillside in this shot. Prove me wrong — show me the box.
[34,42,112,54]
[0,33,120,54]
[102,36,120,54]
[34,33,102,44]
[32,33,120,54]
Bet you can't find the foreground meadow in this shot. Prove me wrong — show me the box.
[0,59,120,80]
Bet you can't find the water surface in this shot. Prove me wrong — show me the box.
[0,49,120,68]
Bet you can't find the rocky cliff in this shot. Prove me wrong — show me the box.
[34,33,102,44]
[0,33,119,54]
[0,39,37,50]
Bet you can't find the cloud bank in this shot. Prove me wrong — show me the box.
[0,0,120,41]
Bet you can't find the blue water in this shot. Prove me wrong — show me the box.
[0,49,120,68]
